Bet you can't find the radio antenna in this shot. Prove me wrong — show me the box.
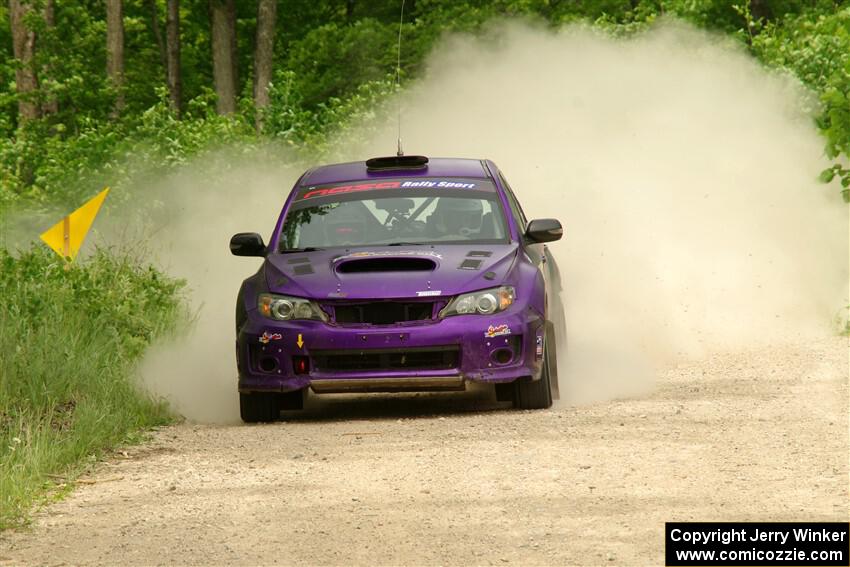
[395,0,406,157]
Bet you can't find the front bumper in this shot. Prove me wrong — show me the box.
[237,306,545,393]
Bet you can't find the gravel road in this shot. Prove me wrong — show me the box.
[1,338,847,566]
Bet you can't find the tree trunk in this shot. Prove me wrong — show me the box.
[41,0,57,116]
[228,0,237,93]
[146,0,167,71]
[253,0,276,132]
[749,0,772,21]
[346,0,355,22]
[9,0,40,123]
[210,0,236,115]
[166,0,182,114]
[106,0,125,116]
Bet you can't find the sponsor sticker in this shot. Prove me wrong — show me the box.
[485,324,511,338]
[536,335,544,358]
[259,331,282,344]
[398,180,477,189]
[300,181,402,200]
[416,290,441,297]
[296,178,494,202]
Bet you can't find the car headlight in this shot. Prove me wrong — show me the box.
[258,293,327,322]
[439,286,515,317]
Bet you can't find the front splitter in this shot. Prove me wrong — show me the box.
[309,375,465,393]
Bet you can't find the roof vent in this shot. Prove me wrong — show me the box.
[366,155,429,171]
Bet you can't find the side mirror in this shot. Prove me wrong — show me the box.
[230,233,267,257]
[525,219,563,243]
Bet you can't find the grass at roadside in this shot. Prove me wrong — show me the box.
[0,246,186,529]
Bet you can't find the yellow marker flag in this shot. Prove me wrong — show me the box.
[39,188,110,261]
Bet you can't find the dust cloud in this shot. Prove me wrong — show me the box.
[138,21,848,419]
[342,21,848,404]
[133,152,302,423]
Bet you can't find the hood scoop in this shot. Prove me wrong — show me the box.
[336,256,437,274]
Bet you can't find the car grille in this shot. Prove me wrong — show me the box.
[332,301,435,325]
[311,346,459,372]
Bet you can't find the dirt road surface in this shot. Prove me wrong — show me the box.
[1,338,847,566]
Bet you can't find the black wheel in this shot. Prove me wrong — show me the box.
[239,392,280,423]
[514,323,556,410]
[279,389,304,411]
[494,382,515,402]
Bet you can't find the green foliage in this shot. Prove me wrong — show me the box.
[751,8,850,199]
[263,70,396,152]
[23,1,113,129]
[0,90,257,212]
[285,19,398,108]
[1,0,848,207]
[0,75,398,214]
[0,246,186,528]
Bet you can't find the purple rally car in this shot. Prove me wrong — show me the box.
[230,155,564,422]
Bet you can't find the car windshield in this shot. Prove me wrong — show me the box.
[277,178,508,251]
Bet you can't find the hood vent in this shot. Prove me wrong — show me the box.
[336,257,437,274]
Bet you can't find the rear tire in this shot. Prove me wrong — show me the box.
[240,392,280,423]
[514,323,555,410]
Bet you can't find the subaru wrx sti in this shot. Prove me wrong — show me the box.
[231,155,563,422]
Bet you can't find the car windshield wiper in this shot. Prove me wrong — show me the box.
[279,247,324,253]
[385,242,425,246]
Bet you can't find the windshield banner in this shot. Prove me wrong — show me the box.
[296,178,495,202]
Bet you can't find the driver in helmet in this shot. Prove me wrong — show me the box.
[432,197,483,238]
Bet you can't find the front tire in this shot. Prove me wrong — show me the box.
[514,323,555,410]
[240,392,280,423]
